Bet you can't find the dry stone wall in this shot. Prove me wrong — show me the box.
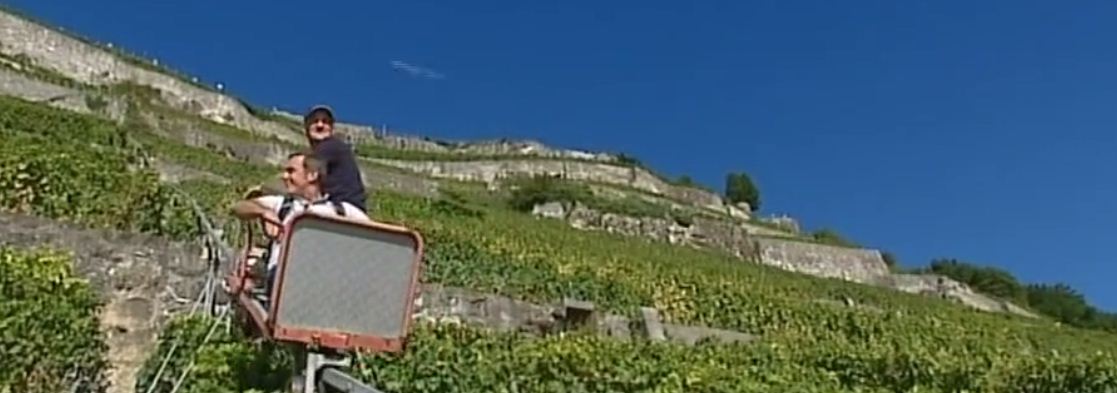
[375,158,729,212]
[0,65,442,199]
[752,237,890,284]
[875,274,1039,318]
[0,11,304,145]
[139,111,442,198]
[535,201,753,258]
[0,212,208,393]
[415,284,757,346]
[536,201,885,281]
[317,117,617,162]
[533,202,1037,318]
[0,66,87,111]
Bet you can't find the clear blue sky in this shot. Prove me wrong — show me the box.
[8,0,1116,311]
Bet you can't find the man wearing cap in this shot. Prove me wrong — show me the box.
[302,105,368,212]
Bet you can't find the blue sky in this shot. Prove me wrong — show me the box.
[8,0,1117,311]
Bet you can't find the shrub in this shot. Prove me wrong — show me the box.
[809,228,859,248]
[505,174,592,212]
[0,246,108,393]
[724,172,760,211]
[133,314,293,393]
[0,133,197,239]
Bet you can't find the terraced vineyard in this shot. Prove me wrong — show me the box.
[3,81,1117,392]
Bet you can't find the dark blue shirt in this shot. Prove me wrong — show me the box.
[313,137,367,212]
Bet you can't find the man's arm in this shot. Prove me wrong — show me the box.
[232,196,281,222]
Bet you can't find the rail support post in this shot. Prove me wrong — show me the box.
[304,350,350,393]
[289,348,383,393]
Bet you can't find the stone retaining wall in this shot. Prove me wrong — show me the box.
[533,202,1038,318]
[752,236,890,284]
[375,158,729,213]
[0,11,303,145]
[538,201,888,283]
[0,212,207,393]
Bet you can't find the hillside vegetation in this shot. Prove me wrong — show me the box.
[1,7,1117,390]
[906,259,1117,333]
[2,78,1117,391]
[0,246,108,392]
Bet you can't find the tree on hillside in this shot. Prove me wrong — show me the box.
[810,228,858,248]
[505,174,591,212]
[1023,283,1117,333]
[881,251,899,270]
[1025,283,1094,324]
[912,258,1117,333]
[615,153,643,168]
[724,172,760,211]
[925,259,1027,303]
[675,175,696,187]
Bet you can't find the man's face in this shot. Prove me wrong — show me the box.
[281,155,317,195]
[305,111,334,142]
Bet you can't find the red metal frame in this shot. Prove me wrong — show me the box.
[225,219,276,336]
[266,211,425,353]
[223,210,425,354]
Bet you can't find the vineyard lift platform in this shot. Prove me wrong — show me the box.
[224,210,424,393]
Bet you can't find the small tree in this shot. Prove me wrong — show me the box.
[505,174,591,212]
[724,172,760,211]
[881,251,899,271]
[615,153,643,168]
[810,228,857,247]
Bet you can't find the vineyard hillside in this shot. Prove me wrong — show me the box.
[2,6,1117,393]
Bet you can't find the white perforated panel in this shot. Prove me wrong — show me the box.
[273,216,419,339]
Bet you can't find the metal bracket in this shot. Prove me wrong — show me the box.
[293,350,383,393]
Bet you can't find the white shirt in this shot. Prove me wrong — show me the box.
[254,194,370,270]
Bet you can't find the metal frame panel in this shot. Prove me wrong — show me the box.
[267,212,424,353]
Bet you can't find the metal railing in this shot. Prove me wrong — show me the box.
[319,368,385,393]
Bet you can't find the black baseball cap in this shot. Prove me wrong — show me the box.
[303,104,334,125]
